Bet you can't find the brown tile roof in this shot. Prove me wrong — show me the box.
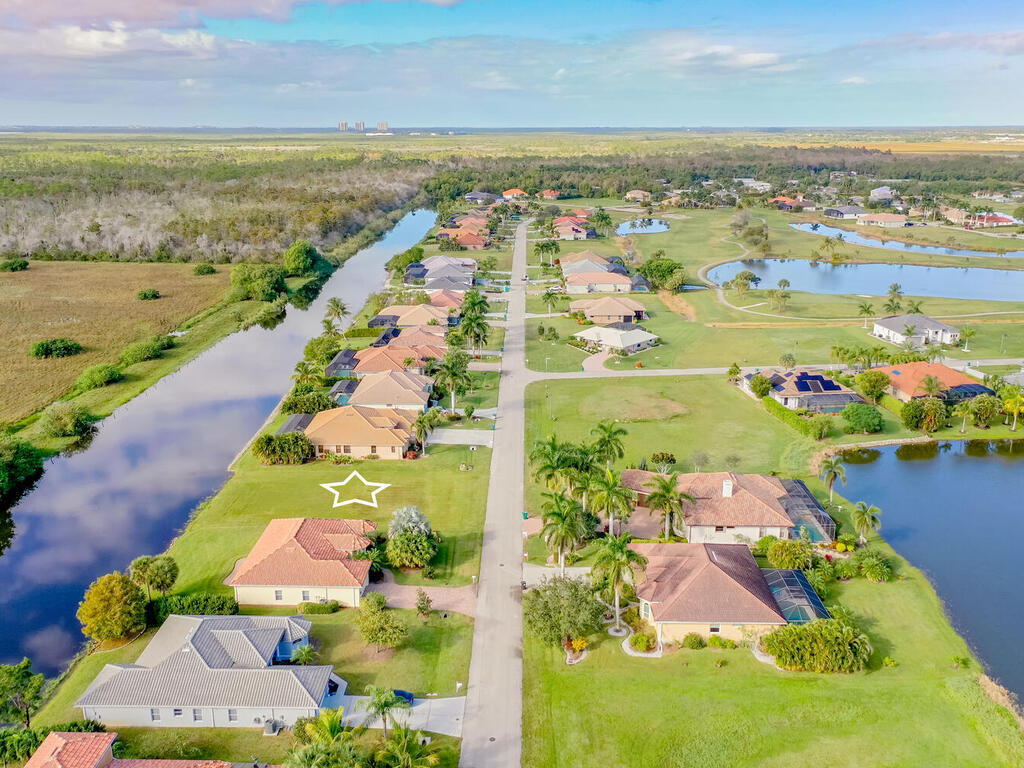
[564,271,631,285]
[569,296,645,316]
[390,326,448,350]
[874,361,982,397]
[558,249,607,264]
[554,216,589,225]
[26,732,117,768]
[629,543,786,625]
[428,289,465,308]
[379,304,451,327]
[228,518,375,588]
[353,345,445,373]
[621,470,795,528]
[303,405,415,446]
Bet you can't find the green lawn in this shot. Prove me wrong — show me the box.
[169,443,490,591]
[460,371,500,411]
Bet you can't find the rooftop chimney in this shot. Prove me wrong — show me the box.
[722,478,734,498]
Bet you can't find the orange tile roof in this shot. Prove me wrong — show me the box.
[228,518,375,588]
[621,470,794,528]
[629,543,786,625]
[304,405,415,447]
[26,733,233,768]
[503,188,526,196]
[874,361,983,397]
[453,231,487,246]
[354,345,445,372]
[428,289,464,309]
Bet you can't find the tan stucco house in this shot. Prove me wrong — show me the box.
[564,272,632,294]
[569,296,647,325]
[228,517,376,607]
[303,405,415,459]
[348,370,433,412]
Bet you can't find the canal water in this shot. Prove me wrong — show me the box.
[707,259,1024,302]
[791,222,1024,259]
[841,440,1024,698]
[0,210,433,676]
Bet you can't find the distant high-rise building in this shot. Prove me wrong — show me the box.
[354,121,365,131]
[377,121,388,132]
[337,121,348,131]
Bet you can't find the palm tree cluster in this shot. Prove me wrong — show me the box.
[829,342,936,371]
[529,422,635,570]
[458,288,490,354]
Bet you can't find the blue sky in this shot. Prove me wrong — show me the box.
[2,0,1024,127]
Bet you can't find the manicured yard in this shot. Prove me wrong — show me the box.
[169,443,491,591]
[459,370,500,411]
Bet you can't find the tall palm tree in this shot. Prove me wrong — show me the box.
[591,469,635,536]
[285,741,364,768]
[302,707,351,744]
[917,374,943,397]
[851,501,882,545]
[292,359,324,388]
[460,312,489,354]
[590,420,627,468]
[905,299,924,315]
[433,350,471,413]
[883,297,902,314]
[820,455,846,502]
[541,288,561,315]
[902,323,917,340]
[951,400,973,434]
[375,725,441,768]
[321,317,339,337]
[1004,392,1024,432]
[591,533,648,632]
[530,435,567,491]
[325,298,350,340]
[461,289,489,319]
[857,301,874,329]
[887,283,903,302]
[569,466,599,514]
[959,325,976,352]
[361,685,411,739]
[413,408,444,456]
[644,473,694,542]
[540,491,587,575]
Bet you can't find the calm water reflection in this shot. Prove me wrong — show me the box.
[841,440,1024,697]
[708,258,1024,302]
[0,210,434,675]
[791,222,1024,259]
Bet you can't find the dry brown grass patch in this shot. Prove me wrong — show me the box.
[0,261,231,421]
[578,388,688,422]
[657,289,696,321]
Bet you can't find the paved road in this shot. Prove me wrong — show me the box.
[342,695,465,737]
[459,221,528,768]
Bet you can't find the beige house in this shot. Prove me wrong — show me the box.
[624,189,652,202]
[303,405,415,459]
[629,542,786,644]
[378,304,452,327]
[228,518,376,607]
[558,249,607,265]
[564,272,632,294]
[391,324,447,349]
[353,345,445,375]
[569,296,647,325]
[428,289,465,309]
[348,370,433,411]
[857,213,907,228]
[621,470,834,544]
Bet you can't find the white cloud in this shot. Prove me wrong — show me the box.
[841,75,867,85]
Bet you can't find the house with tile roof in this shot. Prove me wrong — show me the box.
[374,304,452,327]
[857,212,907,228]
[557,249,608,265]
[873,361,995,403]
[428,289,465,309]
[560,258,611,275]
[628,543,790,645]
[621,470,834,543]
[347,370,433,411]
[541,189,561,199]
[872,313,959,347]
[227,518,376,607]
[554,222,596,240]
[502,188,527,199]
[352,345,445,376]
[624,189,652,202]
[573,325,658,355]
[424,276,472,292]
[741,369,863,413]
[422,254,478,271]
[25,731,236,768]
[569,296,647,325]
[564,271,632,294]
[76,615,343,728]
[388,325,447,350]
[303,405,415,459]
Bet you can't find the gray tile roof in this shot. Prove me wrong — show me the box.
[873,314,956,334]
[77,615,331,710]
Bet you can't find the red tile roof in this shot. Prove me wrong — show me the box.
[874,361,984,397]
[229,518,376,588]
[26,733,232,768]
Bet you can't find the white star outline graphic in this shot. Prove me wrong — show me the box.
[319,471,392,509]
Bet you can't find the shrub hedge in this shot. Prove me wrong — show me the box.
[345,327,383,338]
[150,592,238,624]
[761,619,872,673]
[761,396,813,437]
[252,432,314,464]
[75,364,124,391]
[299,600,340,614]
[120,335,175,367]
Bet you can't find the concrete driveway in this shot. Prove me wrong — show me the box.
[426,428,493,447]
[341,695,465,737]
[367,571,477,617]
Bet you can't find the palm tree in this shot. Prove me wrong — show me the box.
[460,312,490,354]
[590,420,627,468]
[1002,391,1024,432]
[540,491,587,575]
[905,299,924,315]
[361,685,411,739]
[951,400,973,434]
[883,297,902,314]
[917,374,943,397]
[375,725,441,768]
[292,643,318,666]
[321,317,339,337]
[591,533,647,632]
[541,288,561,316]
[887,283,903,303]
[325,298,350,340]
[285,741,364,768]
[569,466,599,515]
[591,469,635,536]
[302,707,351,744]
[851,501,882,545]
[461,289,489,319]
[959,325,976,352]
[857,301,874,329]
[530,435,568,491]
[292,359,324,388]
[644,473,694,542]
[412,407,443,456]
[433,350,471,413]
[902,323,917,341]
[820,455,846,502]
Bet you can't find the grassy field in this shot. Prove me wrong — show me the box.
[0,262,235,422]
[460,371,500,411]
[169,442,491,592]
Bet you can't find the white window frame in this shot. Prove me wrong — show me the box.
[193,708,203,721]
[274,589,283,601]
[150,708,160,721]
[301,590,310,602]
[228,709,238,722]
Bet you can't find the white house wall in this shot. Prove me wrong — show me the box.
[80,705,321,728]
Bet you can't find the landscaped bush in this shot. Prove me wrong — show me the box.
[707,635,738,649]
[281,391,336,415]
[682,632,706,649]
[344,327,384,338]
[352,538,387,578]
[304,335,347,366]
[75,364,124,391]
[761,619,872,673]
[0,722,105,764]
[621,606,644,633]
[193,263,217,275]
[150,592,238,624]
[299,600,340,615]
[30,337,83,358]
[842,402,884,434]
[252,432,314,465]
[38,402,92,438]
[856,550,893,583]
[137,288,161,300]
[833,557,859,581]
[385,531,440,569]
[630,632,656,652]
[766,539,813,570]
[761,396,826,438]
[901,396,947,433]
[755,534,778,555]
[855,370,891,403]
[0,257,29,271]
[523,576,605,647]
[120,335,174,367]
[748,374,772,398]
